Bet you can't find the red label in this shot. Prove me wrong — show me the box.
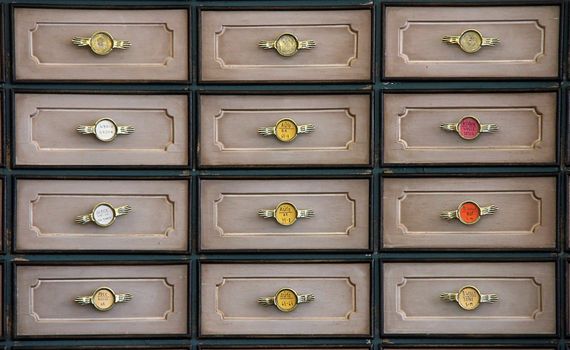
[458,202,481,224]
[457,117,481,140]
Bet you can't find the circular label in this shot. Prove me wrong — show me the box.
[275,202,298,226]
[457,286,481,311]
[275,119,298,142]
[457,116,481,140]
[92,203,116,227]
[275,288,298,312]
[92,287,115,311]
[94,119,118,142]
[458,201,481,225]
[275,34,299,57]
[90,32,114,55]
[459,30,483,53]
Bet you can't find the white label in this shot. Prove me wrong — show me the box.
[95,119,117,142]
[93,204,115,226]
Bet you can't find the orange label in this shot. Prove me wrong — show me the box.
[458,202,481,224]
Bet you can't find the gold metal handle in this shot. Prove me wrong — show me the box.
[440,201,497,225]
[72,31,131,55]
[258,118,315,142]
[75,202,132,227]
[75,287,132,312]
[258,288,315,312]
[441,285,498,311]
[77,118,134,142]
[442,29,499,53]
[258,33,316,57]
[441,116,498,140]
[258,202,314,226]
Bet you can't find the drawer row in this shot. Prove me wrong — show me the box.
[2,92,564,166]
[7,6,564,81]
[0,176,561,252]
[6,261,560,337]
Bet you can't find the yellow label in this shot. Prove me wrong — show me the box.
[92,288,115,311]
[459,30,483,53]
[275,288,298,312]
[275,202,298,226]
[457,286,481,310]
[275,119,298,142]
[275,34,299,57]
[91,32,114,55]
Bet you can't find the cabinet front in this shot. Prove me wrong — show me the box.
[16,264,188,336]
[200,263,370,336]
[383,262,556,335]
[15,179,189,252]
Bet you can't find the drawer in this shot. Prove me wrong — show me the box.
[200,263,370,336]
[384,6,559,79]
[200,179,369,251]
[199,95,370,166]
[383,262,556,335]
[15,94,189,166]
[15,179,189,252]
[14,8,189,81]
[383,92,557,165]
[382,177,556,249]
[200,10,372,82]
[15,264,188,336]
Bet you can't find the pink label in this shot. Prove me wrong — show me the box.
[457,117,481,140]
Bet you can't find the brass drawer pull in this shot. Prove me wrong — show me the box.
[75,202,132,227]
[441,285,498,311]
[72,31,131,56]
[441,116,498,140]
[258,118,315,142]
[258,202,314,226]
[442,29,499,53]
[75,286,132,311]
[77,118,134,142]
[258,33,316,57]
[440,201,498,225]
[258,288,315,312]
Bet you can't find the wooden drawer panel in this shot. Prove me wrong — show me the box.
[200,263,370,336]
[383,262,556,335]
[382,177,556,249]
[200,179,369,251]
[15,179,189,252]
[16,264,188,336]
[14,8,189,81]
[384,6,559,79]
[15,94,189,166]
[199,94,370,166]
[383,92,557,164]
[200,10,372,82]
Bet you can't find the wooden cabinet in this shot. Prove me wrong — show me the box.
[15,264,189,336]
[200,263,370,336]
[200,10,372,82]
[384,6,560,79]
[383,262,556,335]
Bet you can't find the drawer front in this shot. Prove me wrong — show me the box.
[15,94,189,166]
[14,8,189,81]
[16,180,189,252]
[199,95,370,166]
[200,10,372,82]
[384,6,559,78]
[383,92,557,164]
[200,263,370,336]
[200,179,369,251]
[382,177,556,249]
[383,262,556,335]
[16,264,188,336]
